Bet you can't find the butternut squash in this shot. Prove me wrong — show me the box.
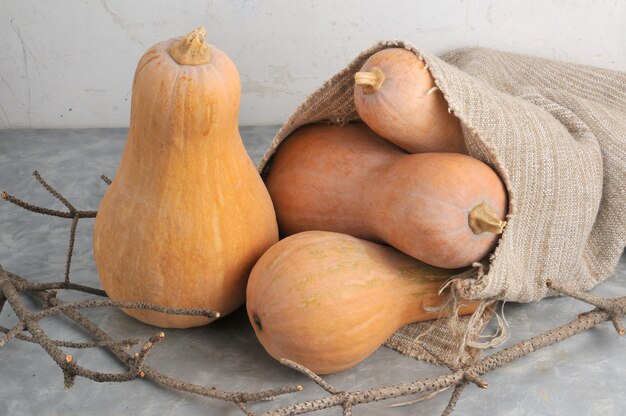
[93,28,278,328]
[354,48,466,153]
[246,231,478,374]
[265,123,507,269]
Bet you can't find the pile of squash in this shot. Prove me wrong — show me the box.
[93,29,508,374]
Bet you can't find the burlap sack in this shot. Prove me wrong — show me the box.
[258,41,626,365]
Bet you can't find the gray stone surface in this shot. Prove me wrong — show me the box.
[0,127,624,415]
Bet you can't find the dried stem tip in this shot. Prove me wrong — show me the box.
[354,67,386,94]
[468,202,506,234]
[168,26,211,66]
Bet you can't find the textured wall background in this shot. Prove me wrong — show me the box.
[1,0,624,128]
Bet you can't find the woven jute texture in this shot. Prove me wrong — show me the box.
[258,41,626,364]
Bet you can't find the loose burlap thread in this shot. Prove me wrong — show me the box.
[258,41,626,365]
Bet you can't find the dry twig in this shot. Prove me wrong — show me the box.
[0,325,140,349]
[100,174,112,185]
[547,279,625,335]
[440,383,467,416]
[1,171,625,415]
[0,172,302,414]
[7,270,303,410]
[266,284,626,415]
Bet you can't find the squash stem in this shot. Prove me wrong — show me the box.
[468,202,506,234]
[168,26,211,66]
[354,67,386,94]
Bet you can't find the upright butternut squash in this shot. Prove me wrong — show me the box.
[93,28,278,328]
[354,48,466,153]
[247,231,478,374]
[265,123,507,269]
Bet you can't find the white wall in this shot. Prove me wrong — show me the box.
[1,0,624,129]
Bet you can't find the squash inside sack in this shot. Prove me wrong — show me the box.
[265,122,507,269]
[354,48,466,153]
[246,231,479,374]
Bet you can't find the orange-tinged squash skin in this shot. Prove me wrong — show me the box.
[354,48,466,153]
[246,231,478,374]
[265,123,507,269]
[93,31,278,328]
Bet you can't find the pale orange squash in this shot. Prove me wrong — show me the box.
[354,48,466,153]
[265,123,507,269]
[93,28,278,328]
[247,231,479,374]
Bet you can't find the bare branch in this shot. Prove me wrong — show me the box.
[30,298,220,321]
[0,272,160,388]
[440,383,467,416]
[1,191,97,218]
[14,280,107,297]
[236,401,254,416]
[1,268,217,322]
[388,386,451,408]
[64,215,80,283]
[0,322,25,347]
[3,172,625,416]
[1,171,304,414]
[130,332,166,378]
[0,326,140,349]
[32,171,76,213]
[547,279,625,335]
[6,270,302,408]
[265,295,626,415]
[280,359,340,394]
